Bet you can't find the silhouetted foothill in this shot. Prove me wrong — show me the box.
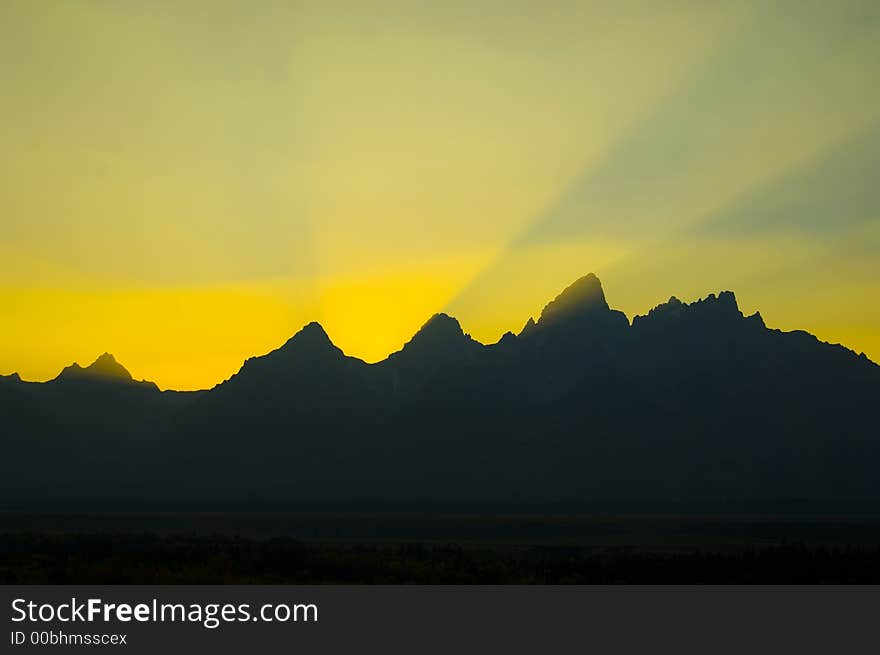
[48,352,159,391]
[58,353,133,382]
[1,273,878,509]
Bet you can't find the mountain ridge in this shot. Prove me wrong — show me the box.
[2,272,879,508]
[6,275,875,390]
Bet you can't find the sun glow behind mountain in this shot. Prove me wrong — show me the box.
[1,1,879,389]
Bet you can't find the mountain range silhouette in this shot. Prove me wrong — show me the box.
[2,274,878,510]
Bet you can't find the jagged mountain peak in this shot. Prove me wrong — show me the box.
[632,289,750,332]
[679,290,743,321]
[537,273,610,328]
[704,290,739,311]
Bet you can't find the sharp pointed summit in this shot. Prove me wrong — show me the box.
[537,274,610,327]
[395,313,479,361]
[272,321,349,363]
[223,321,351,390]
[283,321,336,351]
[523,274,630,343]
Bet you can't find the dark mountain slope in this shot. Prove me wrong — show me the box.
[614,292,880,500]
[164,322,388,501]
[0,354,200,501]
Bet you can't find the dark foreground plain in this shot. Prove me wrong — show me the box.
[5,512,880,583]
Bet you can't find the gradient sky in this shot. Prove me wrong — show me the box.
[2,0,879,390]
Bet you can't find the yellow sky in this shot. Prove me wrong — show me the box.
[1,1,878,389]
